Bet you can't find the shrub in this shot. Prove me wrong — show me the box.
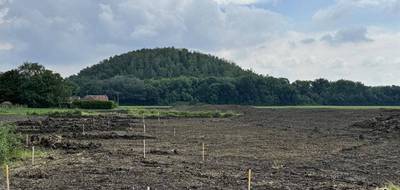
[72,100,117,109]
[0,124,21,164]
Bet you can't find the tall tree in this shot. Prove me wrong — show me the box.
[0,63,73,107]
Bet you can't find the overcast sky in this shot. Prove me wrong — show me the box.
[0,0,399,86]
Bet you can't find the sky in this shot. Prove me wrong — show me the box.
[0,0,399,86]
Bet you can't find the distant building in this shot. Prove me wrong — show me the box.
[0,101,12,108]
[69,96,81,102]
[83,95,109,101]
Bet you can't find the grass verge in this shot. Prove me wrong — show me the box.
[254,106,400,110]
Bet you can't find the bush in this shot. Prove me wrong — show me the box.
[0,124,21,164]
[72,100,117,109]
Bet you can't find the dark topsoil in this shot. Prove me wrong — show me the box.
[1,107,399,190]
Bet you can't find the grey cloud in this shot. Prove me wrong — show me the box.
[300,38,315,44]
[214,0,280,5]
[320,27,372,45]
[0,0,288,76]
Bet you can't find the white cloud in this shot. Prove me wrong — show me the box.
[313,0,400,26]
[0,42,12,50]
[215,28,400,86]
[0,0,10,25]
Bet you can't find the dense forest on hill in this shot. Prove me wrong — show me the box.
[68,48,400,106]
[74,48,248,80]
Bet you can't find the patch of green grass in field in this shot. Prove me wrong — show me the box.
[254,106,400,110]
[123,108,239,118]
[115,106,239,118]
[376,183,400,190]
[44,110,92,117]
[12,148,47,160]
[119,106,172,110]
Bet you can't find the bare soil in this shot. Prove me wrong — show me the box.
[1,107,400,190]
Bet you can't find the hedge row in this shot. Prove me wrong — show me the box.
[72,100,117,109]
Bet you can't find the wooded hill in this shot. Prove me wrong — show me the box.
[1,48,399,107]
[73,48,248,80]
[68,47,400,106]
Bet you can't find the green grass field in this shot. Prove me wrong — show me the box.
[0,106,237,118]
[119,106,172,109]
[0,106,174,116]
[0,107,99,116]
[254,106,400,110]
[2,105,400,116]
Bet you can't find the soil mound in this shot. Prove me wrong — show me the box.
[15,116,139,133]
[29,134,101,150]
[352,111,400,134]
[63,131,155,140]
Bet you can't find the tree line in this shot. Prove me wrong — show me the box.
[71,74,400,106]
[69,48,400,106]
[0,63,73,107]
[1,47,400,107]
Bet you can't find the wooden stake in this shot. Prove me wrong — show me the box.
[173,128,176,137]
[202,143,205,162]
[82,124,85,135]
[143,139,146,159]
[158,112,160,123]
[5,165,10,190]
[142,114,146,135]
[32,146,35,165]
[248,169,252,190]
[26,134,29,147]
